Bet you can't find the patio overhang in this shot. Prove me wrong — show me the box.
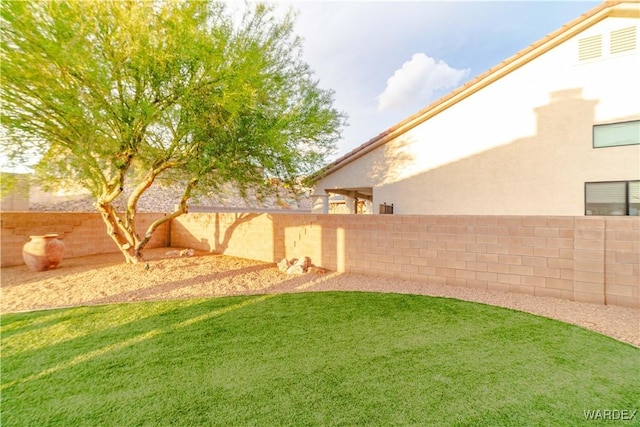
[324,187,373,201]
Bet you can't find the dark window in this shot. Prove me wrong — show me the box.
[585,181,639,216]
[593,120,640,148]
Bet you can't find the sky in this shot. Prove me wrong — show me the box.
[1,1,601,172]
[280,1,600,160]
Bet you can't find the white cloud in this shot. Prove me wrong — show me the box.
[377,53,469,112]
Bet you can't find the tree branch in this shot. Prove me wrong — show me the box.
[134,176,199,255]
[124,159,182,230]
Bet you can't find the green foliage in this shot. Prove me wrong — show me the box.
[0,173,17,198]
[1,0,343,193]
[0,172,29,199]
[2,292,638,426]
[1,0,345,260]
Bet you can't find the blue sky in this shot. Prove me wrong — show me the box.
[1,1,601,172]
[283,1,600,159]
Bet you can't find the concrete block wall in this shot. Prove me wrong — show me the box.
[1,212,170,267]
[172,213,639,308]
[604,218,640,307]
[1,212,637,308]
[170,212,325,266]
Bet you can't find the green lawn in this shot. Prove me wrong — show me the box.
[1,292,638,426]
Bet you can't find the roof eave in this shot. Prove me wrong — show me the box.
[311,1,634,183]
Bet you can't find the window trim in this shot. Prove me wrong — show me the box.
[585,180,640,216]
[592,120,640,149]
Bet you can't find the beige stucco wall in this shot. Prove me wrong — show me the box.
[315,15,640,216]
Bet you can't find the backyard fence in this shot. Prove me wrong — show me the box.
[0,212,170,267]
[2,211,638,308]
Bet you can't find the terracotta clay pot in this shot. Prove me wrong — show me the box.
[22,234,65,272]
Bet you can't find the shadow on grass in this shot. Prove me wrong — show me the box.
[0,310,79,338]
[0,270,332,388]
[2,292,638,426]
[1,294,277,392]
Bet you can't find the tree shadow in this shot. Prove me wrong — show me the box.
[213,212,260,253]
[0,310,78,339]
[1,295,268,391]
[81,263,274,306]
[171,212,262,256]
[0,252,129,287]
[1,270,344,395]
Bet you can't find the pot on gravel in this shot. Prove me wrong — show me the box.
[22,234,65,272]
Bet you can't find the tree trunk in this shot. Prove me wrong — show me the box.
[95,177,198,265]
[96,202,142,264]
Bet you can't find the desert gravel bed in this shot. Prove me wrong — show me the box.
[1,248,638,347]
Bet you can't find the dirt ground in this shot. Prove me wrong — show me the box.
[1,248,638,347]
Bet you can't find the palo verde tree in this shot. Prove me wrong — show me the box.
[1,1,345,263]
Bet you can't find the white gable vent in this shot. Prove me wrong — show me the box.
[610,26,636,54]
[578,34,602,61]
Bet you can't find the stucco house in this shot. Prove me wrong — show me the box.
[311,1,640,216]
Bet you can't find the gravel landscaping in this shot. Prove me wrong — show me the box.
[1,248,638,347]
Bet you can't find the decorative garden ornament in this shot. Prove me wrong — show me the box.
[22,234,65,272]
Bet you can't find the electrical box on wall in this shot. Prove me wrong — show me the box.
[379,203,394,214]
